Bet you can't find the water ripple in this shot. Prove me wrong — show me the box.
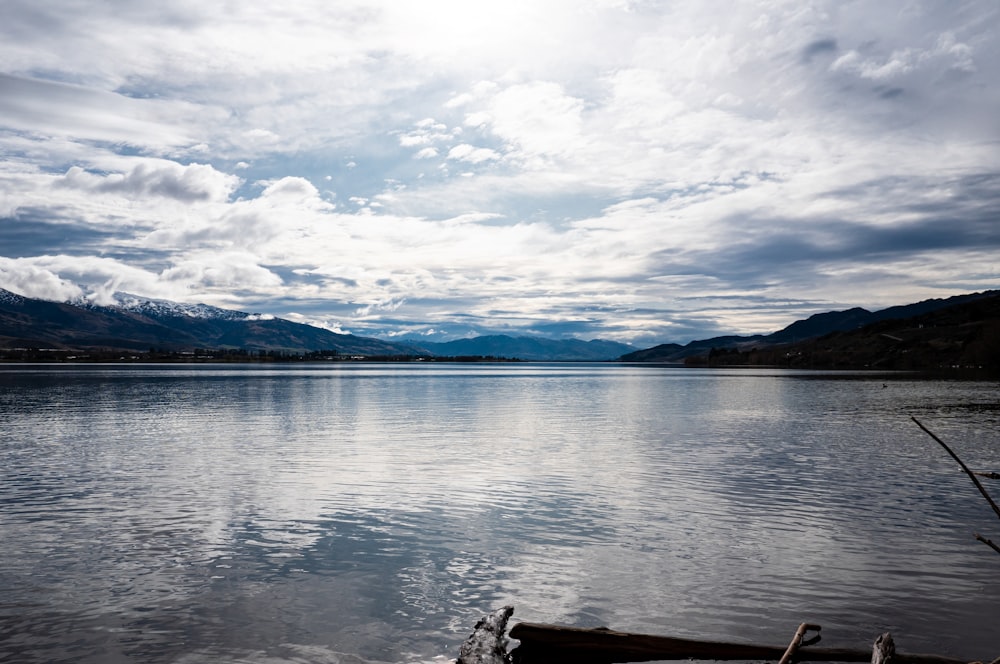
[1,365,998,662]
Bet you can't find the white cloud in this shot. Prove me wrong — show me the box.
[398,119,454,152]
[161,252,283,290]
[831,31,978,81]
[0,73,209,150]
[57,161,240,203]
[0,258,84,302]
[283,312,350,334]
[399,134,431,147]
[0,255,173,303]
[136,176,335,257]
[354,297,405,318]
[0,1,998,343]
[463,111,492,128]
[831,50,913,80]
[243,128,280,144]
[260,176,324,203]
[446,144,500,164]
[481,82,585,161]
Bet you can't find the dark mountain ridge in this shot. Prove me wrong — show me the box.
[694,292,1000,371]
[619,290,999,364]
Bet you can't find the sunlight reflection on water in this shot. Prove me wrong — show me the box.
[1,364,998,663]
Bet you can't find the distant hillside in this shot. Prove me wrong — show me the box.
[410,334,635,361]
[0,289,423,356]
[620,335,765,363]
[688,292,1000,371]
[620,291,999,364]
[4,286,995,367]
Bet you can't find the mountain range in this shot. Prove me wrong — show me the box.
[0,289,634,360]
[0,287,997,365]
[0,289,420,357]
[407,335,635,361]
[620,290,1000,370]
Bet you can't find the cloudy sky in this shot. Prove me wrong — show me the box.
[1,1,998,346]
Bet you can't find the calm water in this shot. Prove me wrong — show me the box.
[1,363,998,663]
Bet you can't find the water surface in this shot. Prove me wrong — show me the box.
[1,364,998,663]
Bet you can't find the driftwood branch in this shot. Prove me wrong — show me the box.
[459,605,514,664]
[911,417,1000,522]
[872,633,895,664]
[508,622,968,664]
[780,623,822,664]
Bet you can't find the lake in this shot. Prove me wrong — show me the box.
[1,363,998,663]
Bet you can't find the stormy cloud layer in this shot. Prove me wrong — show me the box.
[1,1,998,345]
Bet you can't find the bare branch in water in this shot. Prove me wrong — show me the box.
[913,416,1000,557]
[911,416,1000,521]
[975,533,1000,555]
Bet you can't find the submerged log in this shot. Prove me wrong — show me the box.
[508,623,969,664]
[458,605,514,664]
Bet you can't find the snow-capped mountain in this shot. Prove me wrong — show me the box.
[1,288,635,360]
[97,293,271,322]
[0,289,26,306]
[0,288,422,356]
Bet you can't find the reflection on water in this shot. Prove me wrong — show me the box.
[1,364,998,663]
